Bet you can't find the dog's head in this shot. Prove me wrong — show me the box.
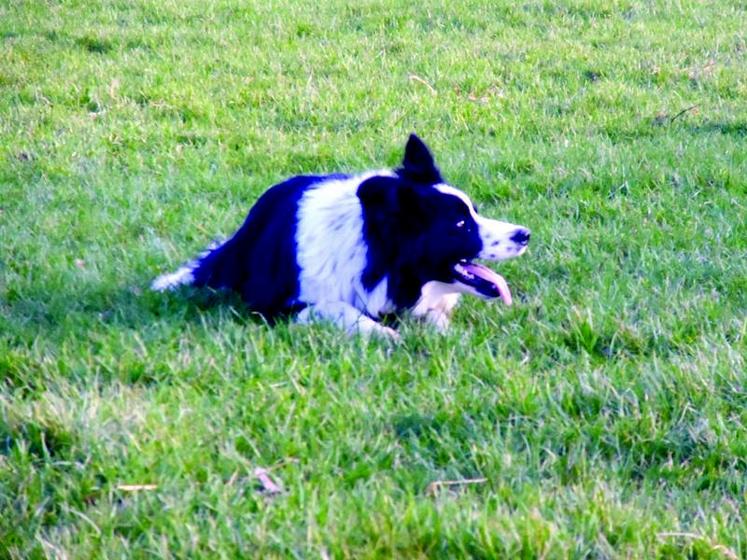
[359,134,530,304]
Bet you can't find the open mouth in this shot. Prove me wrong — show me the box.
[453,260,512,305]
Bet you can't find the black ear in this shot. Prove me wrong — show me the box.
[398,134,443,184]
[403,134,435,170]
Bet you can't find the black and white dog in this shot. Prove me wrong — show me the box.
[152,135,530,338]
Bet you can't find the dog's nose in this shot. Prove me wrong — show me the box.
[511,228,531,246]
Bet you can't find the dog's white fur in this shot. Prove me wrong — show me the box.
[294,171,398,338]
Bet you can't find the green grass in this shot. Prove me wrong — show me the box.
[2,0,747,557]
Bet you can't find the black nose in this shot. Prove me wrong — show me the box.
[511,228,531,246]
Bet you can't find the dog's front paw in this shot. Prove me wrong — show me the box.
[376,325,401,343]
[426,310,451,332]
[355,321,401,342]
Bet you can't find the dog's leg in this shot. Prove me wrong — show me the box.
[414,294,461,332]
[296,302,399,340]
[412,282,462,332]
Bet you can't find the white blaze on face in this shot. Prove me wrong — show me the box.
[434,184,529,261]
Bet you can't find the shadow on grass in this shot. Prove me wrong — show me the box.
[1,280,286,393]
[2,280,267,348]
[687,121,747,137]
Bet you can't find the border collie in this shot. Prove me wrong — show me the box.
[152,135,530,339]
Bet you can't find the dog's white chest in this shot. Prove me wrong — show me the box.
[295,174,395,318]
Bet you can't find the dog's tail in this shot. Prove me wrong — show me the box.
[150,240,223,292]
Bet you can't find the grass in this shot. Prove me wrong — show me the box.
[1,0,746,557]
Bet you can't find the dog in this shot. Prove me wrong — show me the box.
[152,134,530,338]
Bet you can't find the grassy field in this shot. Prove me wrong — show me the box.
[2,0,747,557]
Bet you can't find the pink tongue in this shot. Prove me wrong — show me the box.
[463,263,513,306]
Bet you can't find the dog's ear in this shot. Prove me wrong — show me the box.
[398,134,443,185]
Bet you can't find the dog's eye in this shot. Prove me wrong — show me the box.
[456,220,465,229]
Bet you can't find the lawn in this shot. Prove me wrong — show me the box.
[1,0,746,557]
